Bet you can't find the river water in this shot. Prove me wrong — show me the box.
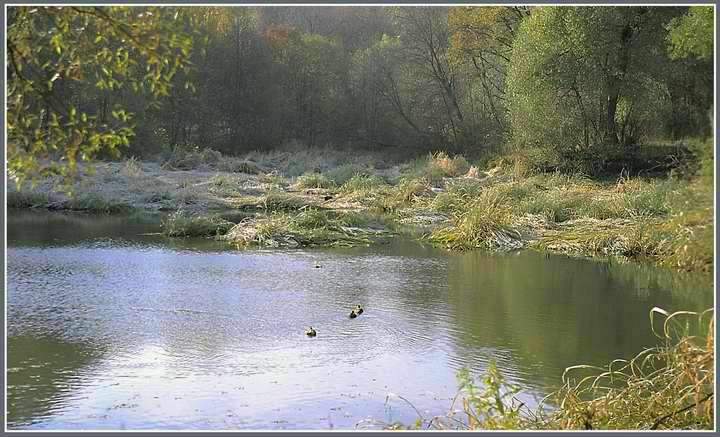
[6,210,713,430]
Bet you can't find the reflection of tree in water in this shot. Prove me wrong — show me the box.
[7,210,159,247]
[7,336,101,428]
[445,250,707,391]
[604,260,712,309]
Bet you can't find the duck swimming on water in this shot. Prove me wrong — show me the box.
[305,326,317,337]
[349,305,364,318]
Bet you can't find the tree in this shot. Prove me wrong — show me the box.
[393,7,466,148]
[448,6,530,132]
[351,34,431,148]
[668,6,714,61]
[665,6,714,139]
[7,6,194,187]
[506,6,680,169]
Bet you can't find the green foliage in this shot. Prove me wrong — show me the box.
[507,7,677,173]
[7,6,194,187]
[457,362,524,429]
[668,7,714,61]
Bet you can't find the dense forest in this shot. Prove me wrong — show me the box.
[6,6,714,181]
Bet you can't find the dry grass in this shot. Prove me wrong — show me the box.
[546,308,714,430]
[222,209,390,248]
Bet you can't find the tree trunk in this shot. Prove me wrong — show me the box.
[606,87,619,145]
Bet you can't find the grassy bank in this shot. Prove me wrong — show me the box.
[6,141,714,273]
[369,308,714,430]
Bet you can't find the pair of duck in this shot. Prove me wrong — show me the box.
[305,305,364,337]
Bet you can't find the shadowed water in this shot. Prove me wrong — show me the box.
[7,210,712,430]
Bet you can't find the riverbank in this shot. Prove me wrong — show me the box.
[7,142,713,273]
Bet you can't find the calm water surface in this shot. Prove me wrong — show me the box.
[7,210,713,430]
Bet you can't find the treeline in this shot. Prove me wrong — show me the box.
[6,6,714,180]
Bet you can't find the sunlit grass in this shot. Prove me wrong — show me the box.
[296,172,335,189]
[222,208,390,248]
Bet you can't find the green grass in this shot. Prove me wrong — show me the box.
[7,190,51,208]
[326,164,370,185]
[383,177,432,209]
[260,191,313,211]
[296,172,335,189]
[429,190,521,250]
[340,174,389,194]
[161,210,235,237]
[66,193,132,214]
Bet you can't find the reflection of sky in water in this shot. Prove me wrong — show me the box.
[7,211,713,429]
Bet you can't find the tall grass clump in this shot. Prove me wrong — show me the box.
[430,179,484,213]
[66,193,131,214]
[223,209,389,248]
[404,152,471,184]
[548,308,714,430]
[260,190,312,211]
[656,209,713,273]
[340,174,389,194]
[430,191,521,250]
[326,164,370,185]
[382,177,432,208]
[7,190,51,208]
[296,172,335,189]
[120,156,143,177]
[161,210,234,237]
[162,145,223,170]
